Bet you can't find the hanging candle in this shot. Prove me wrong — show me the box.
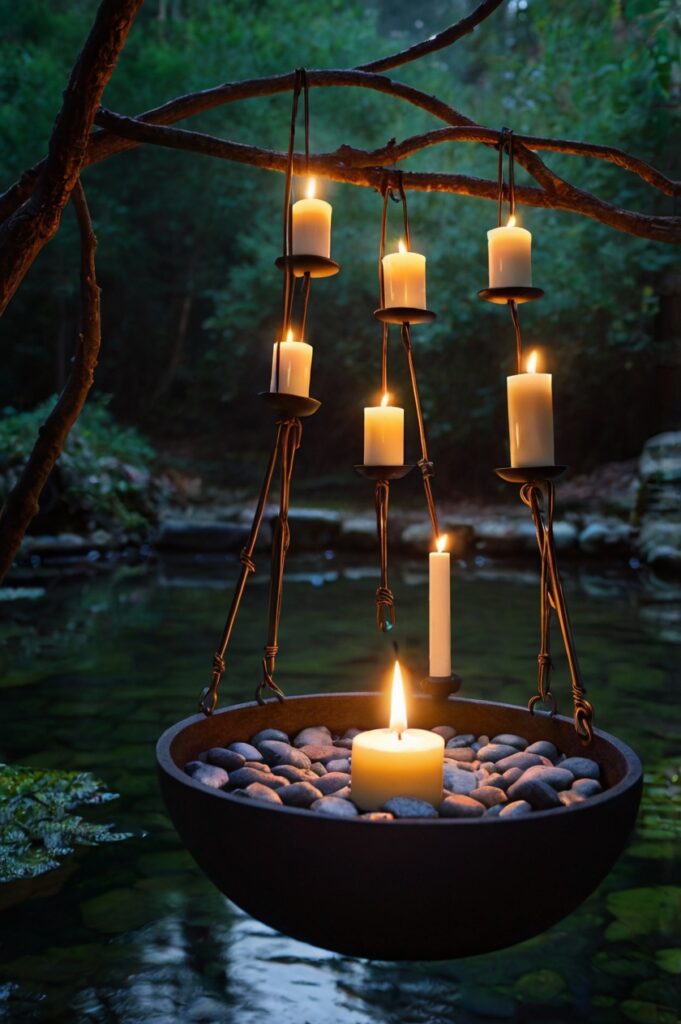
[487,215,532,288]
[507,350,554,467]
[429,534,451,679]
[270,328,313,397]
[382,239,426,309]
[291,178,332,258]
[363,392,404,466]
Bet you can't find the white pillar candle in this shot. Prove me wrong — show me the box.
[363,393,404,466]
[351,661,444,810]
[270,329,313,397]
[382,240,426,309]
[487,216,532,288]
[507,350,555,467]
[291,178,332,258]
[429,534,451,678]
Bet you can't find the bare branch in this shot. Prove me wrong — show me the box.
[356,0,506,73]
[0,182,101,581]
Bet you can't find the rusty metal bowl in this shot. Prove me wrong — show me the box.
[156,693,642,961]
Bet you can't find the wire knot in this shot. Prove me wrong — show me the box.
[240,548,256,573]
[418,457,435,479]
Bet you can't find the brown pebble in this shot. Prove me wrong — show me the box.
[244,761,271,772]
[443,747,476,763]
[431,726,456,741]
[471,786,507,808]
[361,812,394,821]
[439,795,485,818]
[315,771,351,795]
[243,782,283,804]
[279,782,322,807]
[559,790,586,807]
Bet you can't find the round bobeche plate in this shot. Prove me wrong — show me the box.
[478,286,544,305]
[495,465,567,484]
[420,673,462,699]
[156,692,642,961]
[354,464,415,481]
[275,254,340,279]
[258,392,321,418]
[374,307,437,325]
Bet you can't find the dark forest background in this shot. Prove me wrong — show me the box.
[1,0,679,499]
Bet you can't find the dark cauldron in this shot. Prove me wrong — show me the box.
[156,693,642,961]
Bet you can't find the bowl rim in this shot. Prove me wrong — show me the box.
[156,692,643,827]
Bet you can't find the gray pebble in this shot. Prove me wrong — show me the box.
[383,796,439,819]
[476,743,521,763]
[279,782,323,807]
[297,744,349,765]
[228,742,263,762]
[559,790,586,807]
[310,796,359,817]
[499,800,532,818]
[270,765,317,784]
[332,785,352,800]
[477,735,490,746]
[192,765,229,789]
[485,804,504,817]
[572,778,603,797]
[228,767,287,790]
[204,748,245,772]
[258,740,312,770]
[326,758,351,773]
[484,773,511,791]
[446,734,476,748]
[333,738,354,750]
[525,740,559,762]
[183,760,204,776]
[502,767,524,786]
[293,726,332,748]
[443,765,479,795]
[491,734,528,750]
[309,762,327,777]
[443,747,476,763]
[244,782,283,804]
[471,786,507,809]
[315,772,351,795]
[438,795,485,818]
[519,765,574,790]
[342,728,362,740]
[361,812,394,821]
[443,752,476,770]
[432,725,456,741]
[560,756,600,780]
[250,728,289,746]
[507,777,561,810]
[495,751,548,772]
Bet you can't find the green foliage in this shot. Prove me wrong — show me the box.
[0,395,159,533]
[0,763,131,883]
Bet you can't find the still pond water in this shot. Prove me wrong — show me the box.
[0,553,679,1023]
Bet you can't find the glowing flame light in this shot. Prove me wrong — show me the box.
[390,660,408,736]
[507,215,517,227]
[436,534,448,553]
[285,327,294,343]
[527,350,538,374]
[381,392,390,408]
[398,239,407,254]
[306,177,316,200]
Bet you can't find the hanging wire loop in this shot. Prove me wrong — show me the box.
[374,479,396,631]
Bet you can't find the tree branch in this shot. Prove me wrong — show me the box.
[0,182,101,582]
[0,0,142,316]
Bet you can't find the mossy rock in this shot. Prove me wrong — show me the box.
[605,886,681,940]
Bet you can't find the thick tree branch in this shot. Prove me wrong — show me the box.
[0,182,101,582]
[93,110,681,244]
[0,0,142,316]
[355,0,505,73]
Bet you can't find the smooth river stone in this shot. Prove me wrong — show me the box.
[342,728,362,740]
[476,743,521,763]
[519,765,574,790]
[446,734,476,748]
[483,773,512,791]
[559,790,587,807]
[361,812,394,821]
[525,740,559,762]
[432,726,456,742]
[439,794,485,818]
[471,786,508,808]
[204,748,245,772]
[279,782,322,807]
[270,765,318,784]
[243,782,283,804]
[502,767,524,786]
[257,740,312,770]
[499,800,532,818]
[250,728,289,746]
[491,734,528,750]
[192,765,229,789]
[560,757,601,780]
[228,742,263,762]
[507,777,561,810]
[571,778,603,797]
[331,786,352,800]
[333,738,354,750]
[228,767,288,790]
[309,762,327,777]
[314,772,351,795]
[495,751,548,773]
[443,747,476,763]
[183,760,204,776]
[485,804,504,817]
[383,797,439,819]
[311,797,359,818]
[293,726,333,748]
[298,744,350,765]
[325,758,351,774]
[244,761,271,772]
[443,765,479,795]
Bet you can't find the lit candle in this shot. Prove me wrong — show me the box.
[507,350,555,467]
[487,215,532,288]
[270,328,313,397]
[429,534,451,678]
[351,661,444,810]
[291,178,332,258]
[382,239,426,309]
[363,392,404,466]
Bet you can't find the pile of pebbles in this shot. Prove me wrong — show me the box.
[183,725,605,820]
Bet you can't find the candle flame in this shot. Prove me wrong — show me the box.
[381,392,390,407]
[389,660,408,736]
[436,534,448,553]
[306,177,316,200]
[398,238,407,254]
[285,327,294,343]
[507,215,517,228]
[527,350,538,374]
